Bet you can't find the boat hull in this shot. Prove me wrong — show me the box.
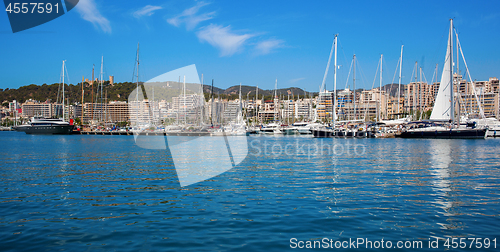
[284,128,298,135]
[486,128,500,137]
[396,128,487,139]
[312,129,334,138]
[25,125,74,135]
[313,129,375,138]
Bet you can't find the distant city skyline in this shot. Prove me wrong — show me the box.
[1,0,500,92]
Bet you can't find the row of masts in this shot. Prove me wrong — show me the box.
[63,20,486,126]
[57,54,108,124]
[322,22,485,125]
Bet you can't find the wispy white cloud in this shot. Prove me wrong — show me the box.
[197,24,255,57]
[168,2,284,57]
[290,77,305,83]
[134,5,163,18]
[167,2,215,30]
[75,0,111,33]
[255,39,284,55]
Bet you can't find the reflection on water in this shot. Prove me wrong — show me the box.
[0,133,499,251]
[429,140,452,209]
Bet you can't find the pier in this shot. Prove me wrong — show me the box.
[73,131,212,137]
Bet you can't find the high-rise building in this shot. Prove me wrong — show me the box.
[21,100,53,118]
[84,101,129,123]
[317,91,333,121]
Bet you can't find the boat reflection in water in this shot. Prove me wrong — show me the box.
[429,140,462,231]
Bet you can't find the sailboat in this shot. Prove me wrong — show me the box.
[260,79,284,135]
[379,45,411,126]
[312,35,374,138]
[397,19,487,139]
[224,83,248,136]
[312,34,338,138]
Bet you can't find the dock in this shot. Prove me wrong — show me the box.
[73,131,213,136]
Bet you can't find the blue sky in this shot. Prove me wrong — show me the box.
[1,0,499,92]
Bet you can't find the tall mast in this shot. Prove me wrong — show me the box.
[211,79,214,126]
[136,43,139,124]
[62,60,65,122]
[287,93,290,125]
[274,78,278,122]
[321,35,336,93]
[200,74,204,125]
[152,85,154,125]
[239,82,242,124]
[136,43,139,102]
[414,61,417,118]
[81,75,84,122]
[449,19,454,125]
[353,54,356,120]
[183,75,186,125]
[379,54,383,122]
[456,28,459,76]
[105,89,108,123]
[419,67,422,120]
[91,64,94,122]
[435,64,439,116]
[100,55,103,123]
[398,45,403,118]
[256,85,258,124]
[333,34,338,127]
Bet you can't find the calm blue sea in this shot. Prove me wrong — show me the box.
[0,132,499,251]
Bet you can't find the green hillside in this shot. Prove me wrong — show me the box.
[1,82,323,106]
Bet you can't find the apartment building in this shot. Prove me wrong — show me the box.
[21,99,53,118]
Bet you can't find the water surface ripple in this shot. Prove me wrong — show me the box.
[0,132,499,251]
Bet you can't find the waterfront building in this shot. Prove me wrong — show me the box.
[360,88,388,120]
[223,101,240,122]
[404,81,433,114]
[128,100,157,125]
[21,99,53,118]
[203,99,227,125]
[106,101,130,122]
[158,100,171,122]
[294,99,313,120]
[456,74,470,94]
[84,103,105,123]
[317,91,334,121]
[281,99,295,122]
[69,104,82,119]
[386,97,404,119]
[258,99,278,122]
[171,94,204,124]
[9,100,19,112]
[84,101,130,123]
[336,89,353,120]
[459,92,499,118]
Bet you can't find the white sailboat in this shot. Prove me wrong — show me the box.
[224,83,248,136]
[380,45,412,125]
[397,19,487,139]
[312,34,338,138]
